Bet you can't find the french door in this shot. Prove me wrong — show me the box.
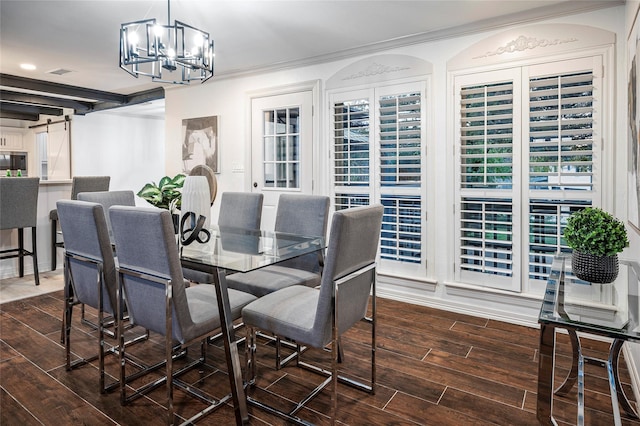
[251,91,313,229]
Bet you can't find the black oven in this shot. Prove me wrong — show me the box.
[0,152,28,176]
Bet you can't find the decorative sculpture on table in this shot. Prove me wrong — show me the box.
[138,166,217,242]
[180,175,211,246]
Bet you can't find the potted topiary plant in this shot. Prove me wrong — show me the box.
[563,207,629,283]
[137,173,186,231]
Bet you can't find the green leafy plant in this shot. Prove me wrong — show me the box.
[137,173,186,212]
[563,207,629,256]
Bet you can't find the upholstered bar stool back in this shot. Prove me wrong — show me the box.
[0,177,40,285]
[50,175,110,270]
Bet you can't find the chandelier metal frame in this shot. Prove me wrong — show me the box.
[119,0,214,84]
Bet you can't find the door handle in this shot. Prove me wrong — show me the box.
[253,182,258,188]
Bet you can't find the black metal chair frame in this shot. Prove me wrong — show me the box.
[0,226,39,286]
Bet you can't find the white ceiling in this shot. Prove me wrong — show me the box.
[0,0,622,100]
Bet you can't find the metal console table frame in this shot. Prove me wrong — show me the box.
[537,253,640,425]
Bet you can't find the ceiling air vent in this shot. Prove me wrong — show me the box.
[46,68,73,76]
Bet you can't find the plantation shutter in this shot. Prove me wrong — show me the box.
[378,90,423,265]
[333,99,370,187]
[379,92,422,186]
[527,58,600,282]
[331,82,426,276]
[460,82,514,190]
[454,57,601,291]
[456,71,520,291]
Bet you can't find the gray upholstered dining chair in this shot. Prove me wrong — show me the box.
[68,190,136,328]
[0,177,40,286]
[242,204,383,425]
[217,191,264,229]
[77,190,135,237]
[182,191,264,284]
[109,205,257,425]
[226,194,329,368]
[56,200,150,393]
[226,194,329,297]
[50,175,110,270]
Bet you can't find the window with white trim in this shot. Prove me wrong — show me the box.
[262,107,300,188]
[330,82,427,276]
[454,57,601,291]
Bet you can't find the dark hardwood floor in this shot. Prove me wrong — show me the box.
[1,280,639,425]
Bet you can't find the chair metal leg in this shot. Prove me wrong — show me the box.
[247,270,377,426]
[275,336,284,369]
[64,273,74,370]
[253,330,307,370]
[18,228,24,277]
[165,281,174,426]
[331,353,338,425]
[31,226,39,286]
[51,218,57,271]
[245,326,257,386]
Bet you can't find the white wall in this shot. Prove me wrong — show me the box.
[164,7,640,385]
[625,0,640,401]
[0,108,165,278]
[165,5,635,321]
[73,109,165,196]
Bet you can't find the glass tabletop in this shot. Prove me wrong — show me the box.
[538,253,640,341]
[179,225,325,273]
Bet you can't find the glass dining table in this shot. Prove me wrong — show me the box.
[179,225,325,425]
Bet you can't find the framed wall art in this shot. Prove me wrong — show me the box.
[182,115,220,174]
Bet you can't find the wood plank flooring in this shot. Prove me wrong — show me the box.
[1,276,639,425]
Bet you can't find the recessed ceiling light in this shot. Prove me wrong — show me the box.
[20,63,36,71]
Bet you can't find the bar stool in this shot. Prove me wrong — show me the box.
[0,177,40,285]
[50,176,110,270]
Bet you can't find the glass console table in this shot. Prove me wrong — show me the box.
[537,253,640,426]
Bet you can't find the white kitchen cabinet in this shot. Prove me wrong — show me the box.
[0,131,24,150]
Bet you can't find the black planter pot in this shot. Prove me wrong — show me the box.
[571,251,619,284]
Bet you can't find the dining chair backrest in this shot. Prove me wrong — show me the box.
[56,200,117,313]
[218,192,263,230]
[109,206,192,343]
[77,190,135,237]
[70,176,110,200]
[0,177,39,230]
[49,176,111,271]
[313,204,383,346]
[274,194,330,272]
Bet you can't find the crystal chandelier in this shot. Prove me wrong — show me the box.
[119,0,214,84]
